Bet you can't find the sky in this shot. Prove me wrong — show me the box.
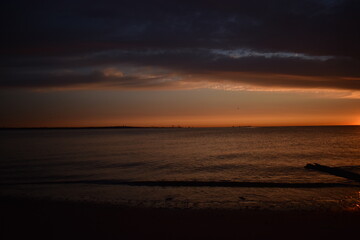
[1,0,359,127]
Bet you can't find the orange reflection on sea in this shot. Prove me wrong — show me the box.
[343,191,360,212]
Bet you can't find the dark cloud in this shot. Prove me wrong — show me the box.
[209,73,360,91]
[1,0,360,91]
[0,69,178,89]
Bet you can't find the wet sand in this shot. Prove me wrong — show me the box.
[1,197,359,240]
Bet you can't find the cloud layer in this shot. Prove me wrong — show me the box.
[1,0,360,91]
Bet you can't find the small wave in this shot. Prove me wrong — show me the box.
[105,162,147,168]
[211,153,253,160]
[190,163,251,173]
[3,180,359,188]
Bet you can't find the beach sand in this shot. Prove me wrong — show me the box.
[1,197,359,240]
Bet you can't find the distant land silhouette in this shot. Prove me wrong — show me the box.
[0,125,358,130]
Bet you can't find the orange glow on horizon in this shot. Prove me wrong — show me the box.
[4,114,357,128]
[1,87,358,129]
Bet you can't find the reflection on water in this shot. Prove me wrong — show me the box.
[341,191,360,212]
[0,126,359,210]
[1,184,360,211]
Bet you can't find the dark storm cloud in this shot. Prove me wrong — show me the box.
[1,0,360,90]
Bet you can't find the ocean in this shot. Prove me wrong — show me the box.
[1,126,359,210]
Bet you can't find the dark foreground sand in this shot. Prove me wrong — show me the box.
[1,197,359,240]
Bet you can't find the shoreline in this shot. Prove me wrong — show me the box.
[1,196,359,239]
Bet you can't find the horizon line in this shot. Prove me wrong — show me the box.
[0,124,359,130]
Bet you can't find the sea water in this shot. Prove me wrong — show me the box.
[1,126,359,210]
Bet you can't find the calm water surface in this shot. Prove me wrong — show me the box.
[1,126,359,210]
